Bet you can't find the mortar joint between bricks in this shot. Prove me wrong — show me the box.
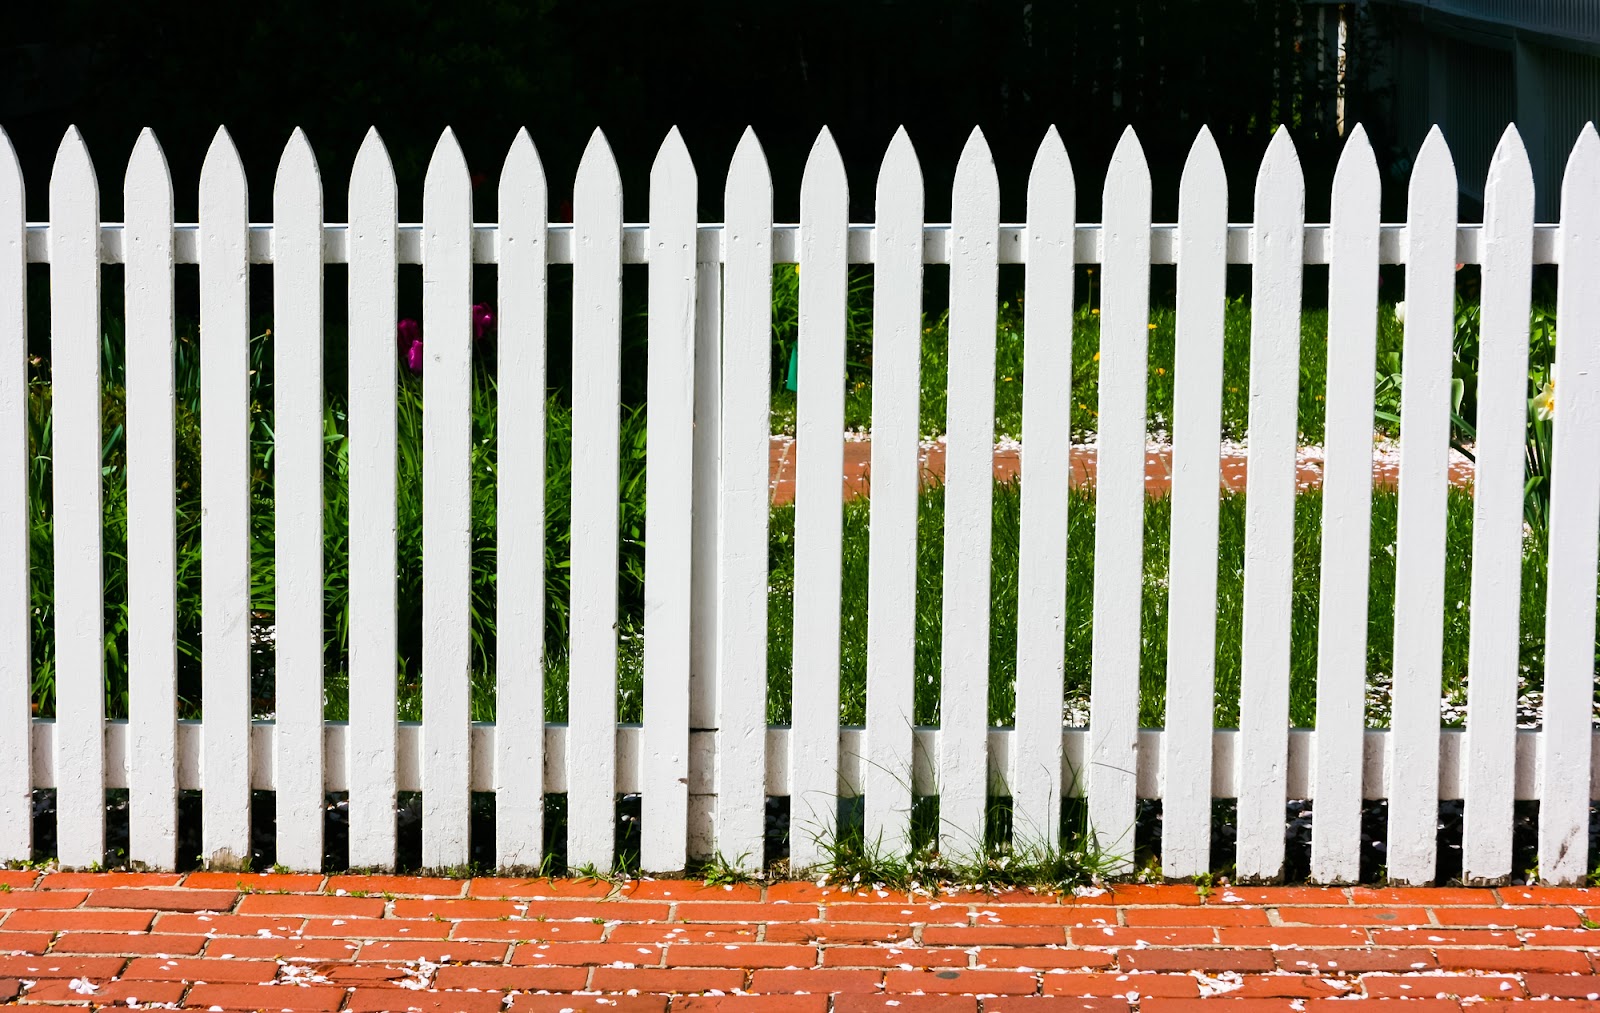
[1265,906,1285,927]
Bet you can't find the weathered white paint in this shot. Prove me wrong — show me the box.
[1088,127,1151,874]
[495,128,548,871]
[15,221,1577,270]
[1013,126,1073,852]
[50,126,106,868]
[789,127,848,872]
[687,229,721,866]
[1236,127,1306,882]
[420,128,474,870]
[1462,126,1534,885]
[865,128,923,855]
[198,128,253,869]
[272,129,326,872]
[568,129,625,870]
[347,128,399,871]
[0,129,28,864]
[939,128,1001,859]
[717,129,772,872]
[1310,126,1381,885]
[1387,127,1457,886]
[124,129,179,870]
[1539,122,1600,886]
[642,127,697,873]
[1160,127,1227,879]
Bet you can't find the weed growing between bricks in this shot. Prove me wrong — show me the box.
[17,789,1599,888]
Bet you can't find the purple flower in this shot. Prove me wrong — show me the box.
[404,338,425,375]
[472,303,495,343]
[397,318,421,354]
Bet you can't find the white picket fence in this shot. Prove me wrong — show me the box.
[0,119,1597,886]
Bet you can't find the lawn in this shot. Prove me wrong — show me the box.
[767,265,1410,445]
[23,283,1571,733]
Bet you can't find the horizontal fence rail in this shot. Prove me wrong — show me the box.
[2,120,1597,886]
[16,221,1575,266]
[25,722,1600,802]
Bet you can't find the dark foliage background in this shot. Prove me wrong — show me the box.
[3,0,1387,226]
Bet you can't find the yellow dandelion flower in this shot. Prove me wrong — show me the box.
[1093,351,1100,361]
[1148,323,1157,330]
[1155,367,1166,375]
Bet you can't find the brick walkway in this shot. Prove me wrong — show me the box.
[2,874,1598,1011]
[765,438,1478,506]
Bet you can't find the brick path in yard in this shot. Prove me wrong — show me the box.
[1,873,1598,1011]
[766,438,1478,506]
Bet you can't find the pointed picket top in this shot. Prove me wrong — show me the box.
[51,126,98,209]
[502,127,546,195]
[725,126,771,206]
[125,128,173,208]
[1029,125,1073,202]
[1180,126,1225,201]
[352,127,397,206]
[274,128,322,217]
[1332,124,1380,197]
[576,127,622,204]
[1408,125,1457,209]
[200,126,246,200]
[877,126,923,208]
[1254,127,1305,234]
[652,126,694,187]
[0,128,23,212]
[425,126,470,197]
[1260,125,1302,172]
[955,126,998,196]
[1104,126,1151,206]
[1562,122,1600,200]
[1485,125,1533,205]
[802,126,847,200]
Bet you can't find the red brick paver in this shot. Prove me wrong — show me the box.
[766,437,1477,505]
[0,875,1596,1009]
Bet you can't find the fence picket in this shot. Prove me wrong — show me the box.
[1160,127,1227,878]
[496,128,548,870]
[125,129,178,870]
[717,128,773,871]
[1088,127,1151,874]
[347,128,399,870]
[939,128,1001,858]
[273,129,325,871]
[789,127,847,871]
[1311,126,1381,884]
[568,129,624,869]
[1462,127,1533,885]
[1236,127,1306,882]
[199,128,253,868]
[1013,127,1074,851]
[1539,122,1600,886]
[866,128,924,855]
[1387,127,1457,886]
[687,231,722,864]
[50,127,106,868]
[642,127,696,873]
[0,129,27,864]
[420,129,474,869]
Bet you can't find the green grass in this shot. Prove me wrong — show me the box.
[768,480,1552,732]
[25,297,1570,735]
[769,281,1409,444]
